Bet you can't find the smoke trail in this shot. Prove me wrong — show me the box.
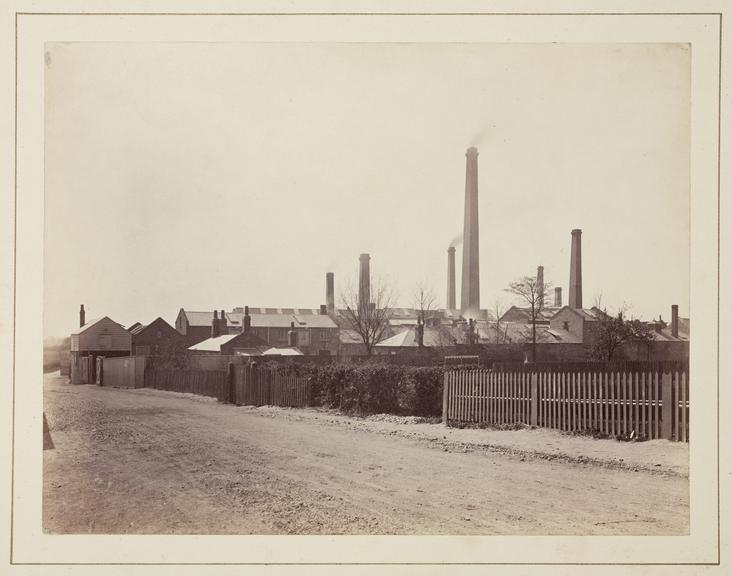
[449,234,463,248]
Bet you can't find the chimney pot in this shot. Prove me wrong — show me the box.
[79,304,86,328]
[320,304,327,315]
[211,310,219,338]
[243,306,251,333]
[288,322,298,347]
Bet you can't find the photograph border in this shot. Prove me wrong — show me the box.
[6,5,724,569]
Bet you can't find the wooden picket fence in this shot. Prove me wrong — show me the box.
[145,367,228,401]
[232,365,311,408]
[443,362,689,442]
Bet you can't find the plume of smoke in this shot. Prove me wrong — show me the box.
[469,124,496,148]
[449,234,463,248]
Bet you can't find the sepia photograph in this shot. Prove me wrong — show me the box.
[41,39,692,537]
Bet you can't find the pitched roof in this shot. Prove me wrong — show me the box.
[553,306,606,321]
[128,324,146,336]
[262,347,304,356]
[181,310,216,327]
[187,333,238,352]
[228,311,338,329]
[126,322,143,333]
[71,317,124,336]
[375,327,449,348]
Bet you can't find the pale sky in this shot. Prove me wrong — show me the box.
[44,42,690,337]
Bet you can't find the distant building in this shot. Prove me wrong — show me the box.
[175,309,219,346]
[129,317,184,356]
[228,306,340,355]
[548,306,607,345]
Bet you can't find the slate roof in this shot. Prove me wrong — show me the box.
[375,326,451,348]
[182,309,338,330]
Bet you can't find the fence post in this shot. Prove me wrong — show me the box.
[530,371,538,426]
[442,371,450,425]
[661,371,673,440]
[227,362,235,404]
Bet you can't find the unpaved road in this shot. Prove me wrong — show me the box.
[43,372,688,535]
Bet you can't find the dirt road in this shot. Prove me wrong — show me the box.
[43,372,688,535]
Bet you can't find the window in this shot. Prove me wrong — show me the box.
[563,321,569,331]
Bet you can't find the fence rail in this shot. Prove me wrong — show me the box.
[443,364,689,442]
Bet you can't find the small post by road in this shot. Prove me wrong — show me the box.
[442,371,450,426]
[661,371,673,440]
[530,371,538,426]
[227,362,235,405]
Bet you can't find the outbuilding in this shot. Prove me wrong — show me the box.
[70,313,131,384]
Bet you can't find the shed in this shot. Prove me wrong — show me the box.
[70,317,131,384]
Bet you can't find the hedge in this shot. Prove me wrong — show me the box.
[292,363,445,417]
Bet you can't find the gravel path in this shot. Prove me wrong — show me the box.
[43,372,689,535]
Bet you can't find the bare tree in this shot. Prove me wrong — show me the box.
[413,282,439,323]
[492,299,510,344]
[340,277,394,356]
[590,308,654,361]
[593,292,604,310]
[505,273,551,362]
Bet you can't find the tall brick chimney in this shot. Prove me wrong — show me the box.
[79,304,85,327]
[671,304,679,338]
[537,266,544,310]
[326,272,335,314]
[359,253,371,312]
[447,246,456,310]
[460,147,480,313]
[554,287,562,307]
[211,310,219,338]
[568,229,583,309]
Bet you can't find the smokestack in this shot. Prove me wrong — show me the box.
[447,246,456,310]
[288,321,298,347]
[79,304,85,327]
[220,309,227,334]
[243,305,251,333]
[212,310,219,338]
[671,304,679,337]
[568,229,583,309]
[359,253,371,312]
[461,147,480,313]
[537,266,544,310]
[326,272,335,314]
[554,287,562,307]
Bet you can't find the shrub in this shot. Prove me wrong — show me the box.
[299,363,444,417]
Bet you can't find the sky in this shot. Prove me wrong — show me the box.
[44,42,690,337]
